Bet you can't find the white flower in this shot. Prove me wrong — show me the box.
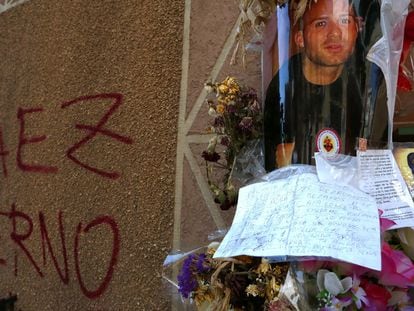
[204,83,214,94]
[326,297,353,311]
[208,107,217,117]
[317,269,352,296]
[351,277,368,309]
[207,136,218,153]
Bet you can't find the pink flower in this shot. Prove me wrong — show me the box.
[378,243,414,288]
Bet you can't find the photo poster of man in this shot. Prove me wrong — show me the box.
[262,0,391,171]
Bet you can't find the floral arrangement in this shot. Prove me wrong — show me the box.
[176,242,293,311]
[172,219,414,310]
[292,217,414,310]
[202,77,262,210]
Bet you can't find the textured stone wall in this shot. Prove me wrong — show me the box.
[0,0,183,309]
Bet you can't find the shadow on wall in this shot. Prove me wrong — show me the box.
[0,294,17,311]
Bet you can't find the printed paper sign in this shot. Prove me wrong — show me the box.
[358,149,414,229]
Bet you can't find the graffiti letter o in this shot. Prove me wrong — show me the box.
[74,216,120,299]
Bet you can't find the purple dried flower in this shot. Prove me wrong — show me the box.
[239,117,253,132]
[249,99,261,113]
[247,87,257,96]
[177,255,198,298]
[241,87,257,103]
[214,116,225,127]
[226,103,237,114]
[219,136,230,147]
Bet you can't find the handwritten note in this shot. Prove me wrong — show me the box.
[358,149,414,229]
[213,173,381,270]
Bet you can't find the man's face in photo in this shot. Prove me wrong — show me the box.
[295,0,358,67]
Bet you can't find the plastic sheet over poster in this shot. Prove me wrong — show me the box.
[262,0,409,171]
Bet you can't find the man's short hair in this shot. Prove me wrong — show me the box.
[291,0,358,26]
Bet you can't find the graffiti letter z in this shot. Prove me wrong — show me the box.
[61,93,133,179]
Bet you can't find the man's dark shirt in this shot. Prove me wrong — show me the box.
[264,54,364,171]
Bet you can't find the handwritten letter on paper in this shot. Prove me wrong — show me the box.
[214,173,381,270]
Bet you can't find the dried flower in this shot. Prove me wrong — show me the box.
[225,273,250,306]
[218,84,229,95]
[267,298,295,311]
[219,135,230,147]
[207,136,218,153]
[250,100,261,113]
[257,258,272,275]
[266,276,281,299]
[174,251,289,310]
[232,0,321,66]
[196,254,210,273]
[194,283,215,306]
[216,104,225,115]
[239,116,253,132]
[202,151,220,162]
[208,107,217,117]
[204,82,215,94]
[207,242,220,256]
[177,255,199,299]
[202,77,262,211]
[246,284,261,297]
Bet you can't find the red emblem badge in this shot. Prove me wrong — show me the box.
[316,128,341,156]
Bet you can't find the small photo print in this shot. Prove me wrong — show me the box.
[394,147,414,199]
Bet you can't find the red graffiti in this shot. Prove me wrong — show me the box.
[39,211,69,284]
[62,93,133,179]
[17,108,58,174]
[0,204,120,299]
[0,127,9,178]
[74,216,120,299]
[11,203,44,277]
[0,93,132,179]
